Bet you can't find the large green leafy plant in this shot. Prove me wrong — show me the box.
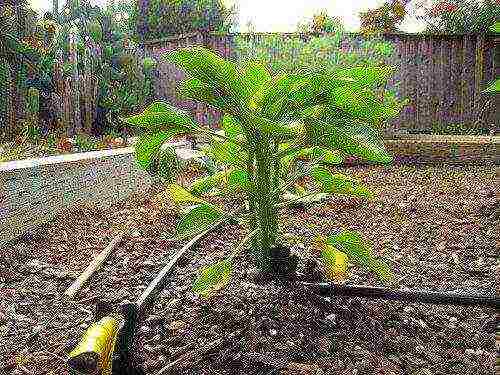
[123,46,404,296]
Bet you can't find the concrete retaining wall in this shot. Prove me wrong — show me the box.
[0,147,153,248]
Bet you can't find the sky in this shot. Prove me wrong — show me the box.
[28,0,428,33]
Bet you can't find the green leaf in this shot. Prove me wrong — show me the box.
[177,78,236,113]
[311,166,373,199]
[256,117,299,138]
[222,115,244,138]
[166,184,207,205]
[305,119,393,164]
[189,170,231,195]
[134,129,183,170]
[287,73,354,110]
[226,169,250,192]
[253,73,304,119]
[483,78,500,93]
[121,101,197,132]
[334,66,394,88]
[166,46,249,101]
[330,86,399,123]
[192,259,233,297]
[321,244,349,281]
[204,139,246,166]
[176,203,223,240]
[328,230,393,282]
[241,61,272,97]
[154,144,182,182]
[297,146,344,165]
[490,22,500,33]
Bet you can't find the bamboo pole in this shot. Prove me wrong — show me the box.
[64,223,133,299]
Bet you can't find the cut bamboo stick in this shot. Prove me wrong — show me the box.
[64,223,132,299]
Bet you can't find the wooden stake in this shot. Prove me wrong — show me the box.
[64,222,132,299]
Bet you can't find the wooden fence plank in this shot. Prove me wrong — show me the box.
[474,35,485,126]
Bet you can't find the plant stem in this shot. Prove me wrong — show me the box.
[271,139,280,243]
[254,130,274,271]
[246,136,258,252]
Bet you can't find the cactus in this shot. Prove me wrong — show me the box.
[26,86,40,138]
[0,58,9,136]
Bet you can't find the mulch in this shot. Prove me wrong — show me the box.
[0,164,498,375]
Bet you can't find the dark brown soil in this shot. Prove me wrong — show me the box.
[1,164,498,375]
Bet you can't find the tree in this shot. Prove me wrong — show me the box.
[414,0,500,34]
[359,0,411,35]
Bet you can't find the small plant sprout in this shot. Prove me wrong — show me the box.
[122,46,404,297]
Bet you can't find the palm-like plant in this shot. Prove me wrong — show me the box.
[122,46,407,296]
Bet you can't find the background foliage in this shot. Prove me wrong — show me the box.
[414,0,500,34]
[131,0,237,41]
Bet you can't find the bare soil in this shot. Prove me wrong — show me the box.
[1,164,498,375]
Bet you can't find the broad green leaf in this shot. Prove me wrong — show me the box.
[134,129,182,170]
[321,149,344,165]
[222,115,244,138]
[490,22,500,33]
[192,259,233,297]
[330,86,399,123]
[176,203,223,240]
[287,73,354,110]
[334,66,394,88]
[189,170,231,195]
[154,144,181,183]
[241,61,272,97]
[204,139,246,166]
[311,166,373,199]
[256,117,299,138]
[328,230,393,282]
[253,73,304,119]
[177,78,233,112]
[305,119,393,164]
[166,184,207,205]
[297,146,344,165]
[321,244,349,281]
[226,169,250,192]
[166,47,249,101]
[483,78,500,93]
[121,101,197,132]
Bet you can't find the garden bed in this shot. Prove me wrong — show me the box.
[1,164,498,375]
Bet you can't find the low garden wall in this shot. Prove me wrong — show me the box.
[1,135,497,248]
[384,135,500,165]
[0,147,153,248]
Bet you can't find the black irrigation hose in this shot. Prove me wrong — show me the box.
[302,282,500,309]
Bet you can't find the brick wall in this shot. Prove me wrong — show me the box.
[0,147,153,248]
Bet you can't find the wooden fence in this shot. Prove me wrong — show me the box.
[3,32,497,139]
[143,32,499,134]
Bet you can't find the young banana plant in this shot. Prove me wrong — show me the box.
[122,46,406,296]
